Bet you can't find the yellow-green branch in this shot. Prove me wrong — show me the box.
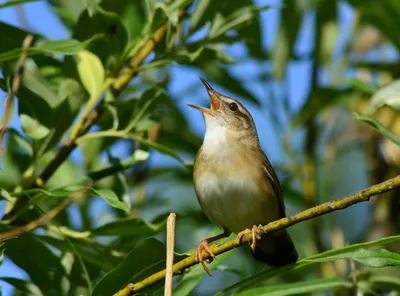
[114,175,400,296]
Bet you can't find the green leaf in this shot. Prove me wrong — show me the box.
[353,112,400,146]
[22,62,61,109]
[368,79,400,114]
[0,35,102,63]
[38,78,87,155]
[77,50,105,97]
[219,234,400,295]
[237,278,352,296]
[0,21,40,54]
[92,216,165,237]
[4,235,68,296]
[37,235,116,272]
[0,277,43,296]
[73,8,128,63]
[128,134,184,164]
[86,0,99,17]
[150,3,170,32]
[305,248,400,268]
[88,150,149,181]
[0,0,40,10]
[47,0,87,29]
[20,114,50,140]
[125,84,167,132]
[190,0,211,30]
[346,78,377,95]
[209,6,269,40]
[100,0,146,43]
[91,238,166,296]
[92,188,130,212]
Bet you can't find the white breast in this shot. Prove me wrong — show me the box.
[196,116,278,232]
[201,115,229,155]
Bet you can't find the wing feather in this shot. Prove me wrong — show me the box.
[261,150,286,217]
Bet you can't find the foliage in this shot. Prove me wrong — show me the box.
[0,0,400,295]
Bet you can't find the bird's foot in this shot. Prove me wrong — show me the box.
[236,225,263,253]
[195,240,216,275]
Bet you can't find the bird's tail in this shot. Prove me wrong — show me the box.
[252,230,298,267]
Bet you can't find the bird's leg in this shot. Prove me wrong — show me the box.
[236,224,263,253]
[195,229,230,275]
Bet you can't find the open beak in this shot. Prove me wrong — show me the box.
[187,78,221,116]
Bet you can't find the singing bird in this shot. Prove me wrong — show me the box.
[188,78,298,273]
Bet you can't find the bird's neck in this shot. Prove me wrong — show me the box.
[201,124,259,159]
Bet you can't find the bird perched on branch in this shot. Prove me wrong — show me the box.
[188,78,298,274]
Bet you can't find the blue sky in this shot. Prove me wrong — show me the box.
[0,0,357,295]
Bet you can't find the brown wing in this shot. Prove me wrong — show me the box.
[261,150,286,217]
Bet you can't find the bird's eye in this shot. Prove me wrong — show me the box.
[229,102,238,111]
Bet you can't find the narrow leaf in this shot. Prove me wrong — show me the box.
[92,188,130,212]
[237,278,352,296]
[92,216,165,237]
[0,35,102,63]
[219,235,400,295]
[305,248,400,268]
[0,0,40,10]
[353,112,400,146]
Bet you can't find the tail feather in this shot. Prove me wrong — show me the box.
[252,230,298,267]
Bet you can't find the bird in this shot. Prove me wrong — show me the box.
[187,78,298,274]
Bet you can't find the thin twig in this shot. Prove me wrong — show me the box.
[165,213,176,296]
[0,34,34,157]
[114,175,400,296]
[0,188,89,242]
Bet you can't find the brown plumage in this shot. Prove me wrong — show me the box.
[188,78,298,273]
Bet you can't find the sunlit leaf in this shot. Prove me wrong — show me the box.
[20,114,50,140]
[77,50,105,97]
[368,79,400,114]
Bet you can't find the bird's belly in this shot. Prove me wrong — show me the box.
[195,175,278,233]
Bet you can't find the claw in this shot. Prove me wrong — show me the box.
[236,228,251,243]
[195,240,216,275]
[236,225,263,253]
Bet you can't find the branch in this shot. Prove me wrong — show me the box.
[0,187,89,242]
[113,175,400,296]
[0,34,33,157]
[33,8,187,188]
